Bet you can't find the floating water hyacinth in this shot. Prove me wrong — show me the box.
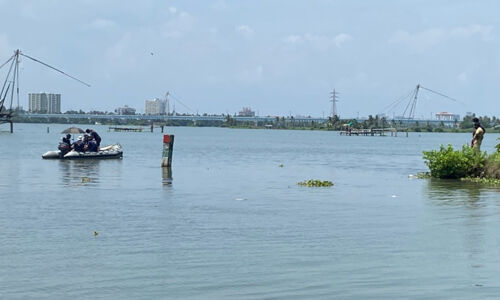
[297,179,334,187]
[81,177,92,183]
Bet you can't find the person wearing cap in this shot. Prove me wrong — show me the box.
[73,135,85,152]
[471,117,485,151]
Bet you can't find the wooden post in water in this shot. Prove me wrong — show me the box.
[9,121,13,133]
[161,134,174,167]
[150,124,154,132]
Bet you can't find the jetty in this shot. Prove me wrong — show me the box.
[109,126,143,132]
[340,128,407,137]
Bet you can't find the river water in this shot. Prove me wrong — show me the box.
[1,123,500,299]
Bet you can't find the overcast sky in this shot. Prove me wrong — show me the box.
[0,0,498,118]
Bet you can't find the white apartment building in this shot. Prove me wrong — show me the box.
[145,98,167,115]
[28,93,61,114]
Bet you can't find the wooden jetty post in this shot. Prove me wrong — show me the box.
[161,134,174,167]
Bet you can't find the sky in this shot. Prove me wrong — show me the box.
[0,0,499,118]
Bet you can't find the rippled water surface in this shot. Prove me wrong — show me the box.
[2,123,500,299]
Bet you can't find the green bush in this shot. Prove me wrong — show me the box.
[483,152,500,179]
[423,144,486,179]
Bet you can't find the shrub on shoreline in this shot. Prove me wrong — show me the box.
[422,144,486,179]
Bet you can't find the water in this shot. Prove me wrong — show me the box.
[2,123,500,299]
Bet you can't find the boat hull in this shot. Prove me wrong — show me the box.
[42,144,123,160]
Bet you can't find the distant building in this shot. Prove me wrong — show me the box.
[28,93,61,114]
[115,105,136,115]
[238,107,255,117]
[145,98,167,115]
[435,112,460,121]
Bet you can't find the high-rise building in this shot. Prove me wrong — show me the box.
[238,107,255,117]
[28,93,61,114]
[145,98,167,115]
[115,105,136,115]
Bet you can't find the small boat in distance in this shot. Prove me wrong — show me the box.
[42,144,123,160]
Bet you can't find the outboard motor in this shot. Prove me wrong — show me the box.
[58,142,71,157]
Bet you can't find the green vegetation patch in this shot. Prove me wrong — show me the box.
[461,177,500,185]
[423,144,485,179]
[297,179,334,187]
[415,172,431,179]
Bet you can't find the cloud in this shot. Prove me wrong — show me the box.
[389,25,494,51]
[212,0,227,11]
[283,35,303,44]
[389,28,446,51]
[105,33,138,67]
[283,33,352,49]
[169,6,177,14]
[238,65,264,83]
[86,18,117,32]
[333,33,353,48]
[458,72,467,83]
[162,11,195,38]
[236,25,255,38]
[450,24,494,41]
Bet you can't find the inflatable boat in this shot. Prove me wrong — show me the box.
[42,144,123,160]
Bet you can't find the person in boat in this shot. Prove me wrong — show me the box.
[471,117,485,151]
[87,138,98,152]
[86,129,101,150]
[58,136,72,155]
[82,134,91,152]
[73,135,85,152]
[62,134,72,145]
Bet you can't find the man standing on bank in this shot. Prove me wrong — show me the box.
[471,117,485,151]
[85,128,102,150]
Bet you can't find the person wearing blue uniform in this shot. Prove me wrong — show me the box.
[86,129,101,150]
[87,139,98,152]
[73,136,85,152]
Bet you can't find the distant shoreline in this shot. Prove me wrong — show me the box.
[7,119,500,134]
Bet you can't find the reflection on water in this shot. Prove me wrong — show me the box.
[424,178,490,267]
[59,160,102,187]
[425,178,482,207]
[162,167,173,186]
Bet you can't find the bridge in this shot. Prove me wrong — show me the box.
[12,113,458,127]
[16,113,328,123]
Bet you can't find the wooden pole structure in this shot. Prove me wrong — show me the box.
[161,134,174,167]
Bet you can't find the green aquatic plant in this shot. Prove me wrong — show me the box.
[297,179,334,187]
[461,177,500,185]
[415,172,431,179]
[422,144,486,179]
[81,176,92,183]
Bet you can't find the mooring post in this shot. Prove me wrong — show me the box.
[161,134,174,167]
[150,124,154,132]
[47,127,49,133]
[161,125,164,133]
[9,121,13,133]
